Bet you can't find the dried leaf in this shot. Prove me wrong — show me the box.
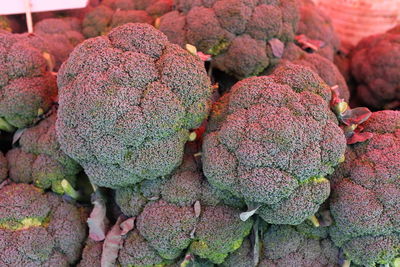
[295,34,325,52]
[185,44,197,56]
[240,206,259,221]
[101,216,123,267]
[190,226,196,239]
[197,51,212,62]
[87,198,109,241]
[330,85,343,108]
[194,200,201,218]
[347,132,373,145]
[341,107,372,126]
[12,128,26,145]
[120,217,135,236]
[268,38,284,58]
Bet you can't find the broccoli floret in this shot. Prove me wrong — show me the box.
[296,0,340,61]
[82,0,172,38]
[203,63,346,225]
[190,205,253,264]
[56,23,212,188]
[159,0,299,79]
[119,229,167,267]
[350,31,400,110]
[0,31,57,130]
[0,183,87,265]
[6,112,81,195]
[329,110,400,266]
[260,223,340,267]
[34,17,85,71]
[0,152,7,183]
[220,237,253,267]
[78,239,102,267]
[282,43,350,102]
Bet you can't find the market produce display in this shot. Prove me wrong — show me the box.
[0,1,399,266]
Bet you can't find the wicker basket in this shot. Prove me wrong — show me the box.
[314,0,400,45]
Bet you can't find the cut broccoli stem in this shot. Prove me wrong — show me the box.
[342,259,351,267]
[0,117,16,132]
[393,258,400,267]
[308,215,320,227]
[61,179,80,200]
[180,253,193,267]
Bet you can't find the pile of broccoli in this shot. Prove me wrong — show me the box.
[0,183,87,266]
[6,111,82,195]
[82,0,172,37]
[34,17,85,71]
[1,3,400,265]
[329,110,400,266]
[0,31,57,131]
[350,29,400,110]
[159,0,300,79]
[56,23,212,188]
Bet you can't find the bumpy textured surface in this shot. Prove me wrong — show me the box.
[0,152,7,183]
[0,183,87,266]
[0,31,57,129]
[329,110,400,266]
[203,63,346,225]
[34,17,85,71]
[159,0,299,79]
[56,23,212,188]
[82,0,172,37]
[350,32,400,110]
[260,223,340,266]
[297,0,340,61]
[6,112,81,194]
[78,239,102,267]
[117,155,252,265]
[282,43,349,101]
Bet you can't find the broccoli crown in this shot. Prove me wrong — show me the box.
[0,31,57,129]
[6,111,81,194]
[0,183,87,265]
[0,151,7,183]
[260,223,340,267]
[220,237,253,267]
[82,0,172,37]
[203,63,346,225]
[282,43,349,101]
[116,154,252,265]
[296,0,340,61]
[34,17,85,71]
[56,23,212,188]
[329,110,400,266]
[350,32,400,110]
[159,0,299,79]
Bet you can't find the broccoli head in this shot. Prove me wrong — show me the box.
[296,0,340,61]
[56,23,212,188]
[260,223,340,267]
[116,154,252,265]
[34,17,85,71]
[159,0,300,79]
[6,111,81,195]
[0,183,87,266]
[203,63,346,225]
[0,31,57,131]
[282,43,350,102]
[350,31,400,110]
[82,0,172,38]
[329,110,400,266]
[0,151,6,183]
